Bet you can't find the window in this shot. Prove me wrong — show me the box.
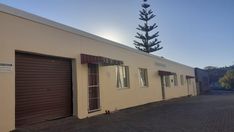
[165,76,170,87]
[188,78,191,85]
[174,74,178,86]
[139,68,148,87]
[116,66,130,88]
[180,75,184,85]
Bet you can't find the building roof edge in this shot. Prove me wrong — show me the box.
[0,3,194,69]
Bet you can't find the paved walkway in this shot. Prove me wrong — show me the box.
[14,91,234,132]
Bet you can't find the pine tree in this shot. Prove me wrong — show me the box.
[134,0,162,53]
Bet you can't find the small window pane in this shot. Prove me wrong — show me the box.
[165,76,170,87]
[188,79,191,85]
[116,66,130,88]
[174,74,178,86]
[180,75,184,85]
[139,68,148,87]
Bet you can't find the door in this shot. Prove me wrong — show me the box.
[160,76,165,100]
[88,64,100,112]
[187,79,190,96]
[15,52,72,127]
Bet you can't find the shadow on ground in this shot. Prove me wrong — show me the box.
[13,91,234,132]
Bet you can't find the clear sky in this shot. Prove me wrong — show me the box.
[0,0,234,68]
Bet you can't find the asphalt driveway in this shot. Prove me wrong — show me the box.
[14,91,234,132]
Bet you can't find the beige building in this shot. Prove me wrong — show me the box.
[0,4,196,131]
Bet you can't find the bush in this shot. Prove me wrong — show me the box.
[219,70,234,89]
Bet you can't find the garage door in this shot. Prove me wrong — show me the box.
[15,52,72,127]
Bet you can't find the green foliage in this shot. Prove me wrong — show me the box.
[134,0,162,53]
[206,65,234,85]
[219,70,234,89]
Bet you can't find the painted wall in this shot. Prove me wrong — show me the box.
[0,11,196,131]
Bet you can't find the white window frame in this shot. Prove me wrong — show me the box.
[165,75,170,87]
[174,74,178,86]
[116,65,130,88]
[188,78,191,85]
[180,75,184,85]
[139,68,149,87]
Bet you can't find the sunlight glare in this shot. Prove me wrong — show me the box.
[97,28,122,43]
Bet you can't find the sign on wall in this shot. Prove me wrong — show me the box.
[0,63,13,72]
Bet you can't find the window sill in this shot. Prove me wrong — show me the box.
[88,108,101,113]
[140,86,149,88]
[117,87,130,90]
